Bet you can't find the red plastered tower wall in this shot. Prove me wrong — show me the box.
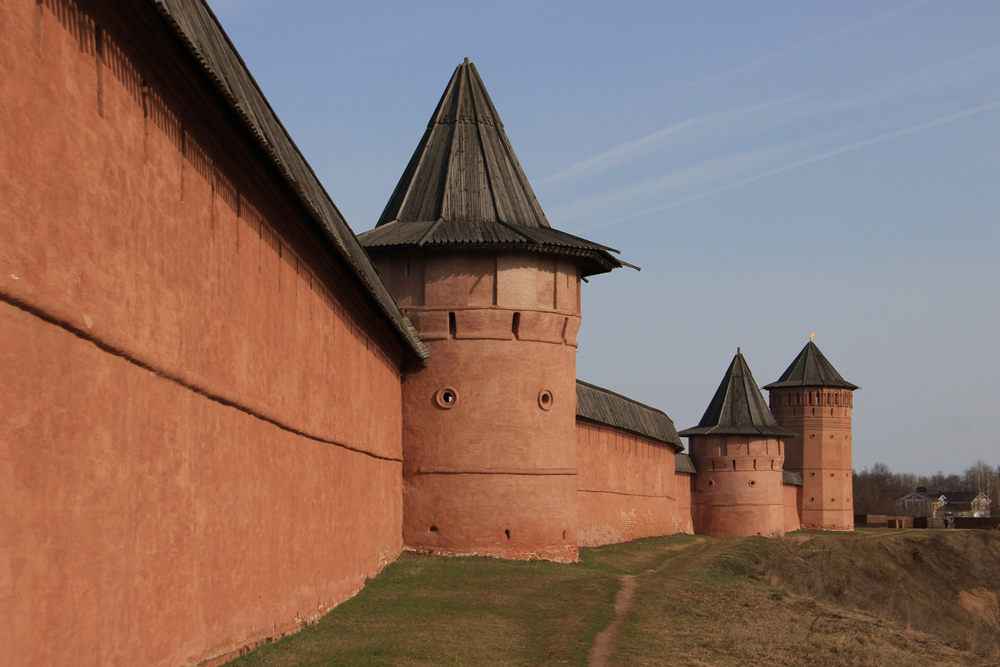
[689,435,786,538]
[769,388,855,530]
[372,250,582,562]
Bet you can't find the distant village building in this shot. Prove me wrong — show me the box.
[897,488,991,518]
[1,2,858,665]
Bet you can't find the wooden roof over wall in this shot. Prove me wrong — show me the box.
[764,340,858,390]
[782,470,803,486]
[576,381,683,451]
[679,351,796,438]
[150,0,429,362]
[675,453,697,474]
[358,60,628,277]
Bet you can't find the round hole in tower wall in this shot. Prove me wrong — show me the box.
[810,472,816,477]
[435,387,459,409]
[749,480,756,487]
[707,480,715,487]
[538,389,553,411]
[429,525,438,533]
[810,497,815,502]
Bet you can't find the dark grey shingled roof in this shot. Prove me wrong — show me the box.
[782,470,803,486]
[576,381,683,451]
[150,0,428,362]
[903,490,984,504]
[675,453,697,474]
[358,60,628,277]
[763,341,857,390]
[678,351,796,438]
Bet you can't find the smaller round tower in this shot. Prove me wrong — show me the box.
[679,350,796,538]
[764,339,858,531]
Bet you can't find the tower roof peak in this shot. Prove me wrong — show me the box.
[376,59,549,230]
[358,60,627,276]
[679,351,795,438]
[763,340,859,390]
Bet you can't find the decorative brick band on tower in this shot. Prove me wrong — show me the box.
[765,341,858,531]
[360,60,627,561]
[680,351,796,538]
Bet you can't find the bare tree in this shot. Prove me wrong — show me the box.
[964,460,998,515]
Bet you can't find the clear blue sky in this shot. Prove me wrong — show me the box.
[210,1,1000,477]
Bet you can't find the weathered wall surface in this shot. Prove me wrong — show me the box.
[1,2,404,665]
[372,251,580,562]
[783,483,802,532]
[769,388,854,531]
[676,472,695,534]
[575,420,689,546]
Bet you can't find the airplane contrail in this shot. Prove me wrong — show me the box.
[582,99,1000,232]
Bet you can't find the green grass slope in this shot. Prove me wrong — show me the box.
[224,530,1000,667]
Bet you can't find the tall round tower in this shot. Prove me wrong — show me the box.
[679,350,796,538]
[358,61,625,562]
[764,340,858,531]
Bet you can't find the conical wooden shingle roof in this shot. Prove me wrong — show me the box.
[358,60,626,276]
[679,351,795,438]
[763,341,858,390]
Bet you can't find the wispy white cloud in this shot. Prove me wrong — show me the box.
[546,125,857,223]
[545,42,1000,189]
[537,95,806,188]
[580,100,1000,232]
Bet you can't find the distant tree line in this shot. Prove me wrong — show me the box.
[853,460,1000,516]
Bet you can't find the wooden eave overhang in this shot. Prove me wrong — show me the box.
[149,0,429,363]
[360,220,624,277]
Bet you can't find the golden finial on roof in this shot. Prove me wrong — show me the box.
[810,332,815,340]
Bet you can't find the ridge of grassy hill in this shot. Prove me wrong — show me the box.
[224,530,1000,667]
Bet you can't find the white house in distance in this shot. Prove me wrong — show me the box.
[897,487,991,518]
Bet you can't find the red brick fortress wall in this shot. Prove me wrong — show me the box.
[1,2,405,665]
[769,388,855,531]
[575,420,691,546]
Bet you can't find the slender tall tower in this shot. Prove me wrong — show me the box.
[358,60,625,561]
[764,340,858,531]
[679,351,795,538]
